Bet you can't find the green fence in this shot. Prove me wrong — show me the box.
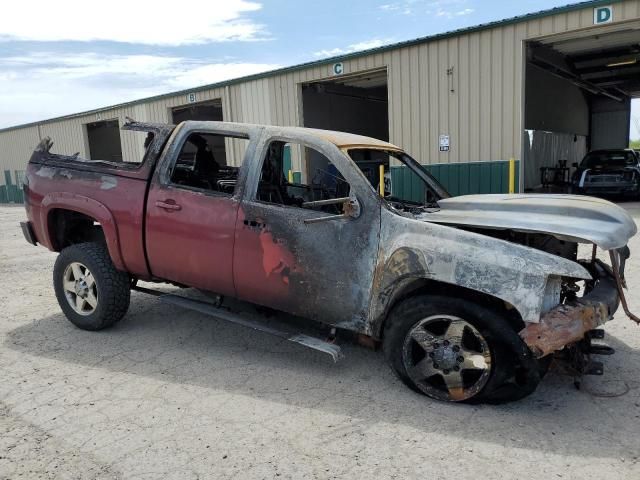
[0,170,25,204]
[391,160,519,200]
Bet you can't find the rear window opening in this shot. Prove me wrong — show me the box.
[86,119,123,162]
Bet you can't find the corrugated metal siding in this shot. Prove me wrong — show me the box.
[0,126,40,171]
[1,0,639,198]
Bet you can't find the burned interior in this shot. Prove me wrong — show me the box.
[257,140,351,215]
[169,132,245,195]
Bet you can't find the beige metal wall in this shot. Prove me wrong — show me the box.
[287,0,639,167]
[0,125,40,171]
[1,0,639,183]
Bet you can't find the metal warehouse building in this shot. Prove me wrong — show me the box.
[1,0,639,203]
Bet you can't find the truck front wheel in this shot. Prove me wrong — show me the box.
[53,242,130,331]
[383,295,545,403]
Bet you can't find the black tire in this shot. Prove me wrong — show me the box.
[53,242,130,331]
[382,294,546,404]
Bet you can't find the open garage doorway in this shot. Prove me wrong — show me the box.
[300,68,389,186]
[85,119,123,162]
[172,99,223,123]
[523,20,640,193]
[302,69,389,141]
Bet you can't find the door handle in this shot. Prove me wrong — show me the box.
[155,200,182,211]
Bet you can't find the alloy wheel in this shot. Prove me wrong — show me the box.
[62,262,98,316]
[402,314,492,401]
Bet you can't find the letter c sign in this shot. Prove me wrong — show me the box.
[594,6,613,24]
[332,63,344,76]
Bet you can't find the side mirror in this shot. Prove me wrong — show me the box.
[572,162,579,168]
[343,196,361,219]
[303,196,361,224]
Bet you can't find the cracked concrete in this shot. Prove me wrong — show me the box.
[1,204,640,479]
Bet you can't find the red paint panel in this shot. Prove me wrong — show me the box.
[232,207,299,309]
[25,164,150,277]
[145,184,238,297]
[232,199,381,327]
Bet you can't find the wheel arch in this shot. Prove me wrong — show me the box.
[40,193,125,270]
[372,277,525,340]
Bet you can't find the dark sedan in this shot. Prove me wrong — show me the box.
[572,149,640,197]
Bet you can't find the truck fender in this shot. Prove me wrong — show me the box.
[39,192,126,271]
[369,237,591,337]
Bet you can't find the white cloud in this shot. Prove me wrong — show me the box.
[379,0,420,15]
[437,7,474,18]
[379,0,471,17]
[313,38,391,58]
[0,52,280,127]
[0,0,267,45]
[164,64,277,89]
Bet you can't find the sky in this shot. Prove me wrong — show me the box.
[0,0,638,137]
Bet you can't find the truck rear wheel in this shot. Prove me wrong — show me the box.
[53,242,130,331]
[383,295,546,404]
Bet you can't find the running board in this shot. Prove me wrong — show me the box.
[158,294,343,362]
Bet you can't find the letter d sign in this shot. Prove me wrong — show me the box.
[594,6,613,24]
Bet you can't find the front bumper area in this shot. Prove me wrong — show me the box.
[581,183,640,196]
[520,259,621,358]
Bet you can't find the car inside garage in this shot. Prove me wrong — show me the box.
[523,20,640,192]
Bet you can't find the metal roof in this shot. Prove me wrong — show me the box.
[0,0,625,134]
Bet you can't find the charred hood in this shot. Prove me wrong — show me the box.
[419,194,637,250]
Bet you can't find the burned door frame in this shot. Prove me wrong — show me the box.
[233,129,383,331]
[145,122,262,295]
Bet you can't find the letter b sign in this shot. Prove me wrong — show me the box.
[594,6,613,24]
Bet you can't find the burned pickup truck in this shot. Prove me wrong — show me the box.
[20,120,638,403]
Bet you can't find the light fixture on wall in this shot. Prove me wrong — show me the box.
[446,67,455,93]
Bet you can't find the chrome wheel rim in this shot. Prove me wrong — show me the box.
[402,315,492,402]
[63,262,98,316]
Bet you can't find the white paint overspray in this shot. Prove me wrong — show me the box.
[100,176,118,190]
[35,166,55,179]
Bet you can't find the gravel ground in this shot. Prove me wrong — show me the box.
[1,203,640,479]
